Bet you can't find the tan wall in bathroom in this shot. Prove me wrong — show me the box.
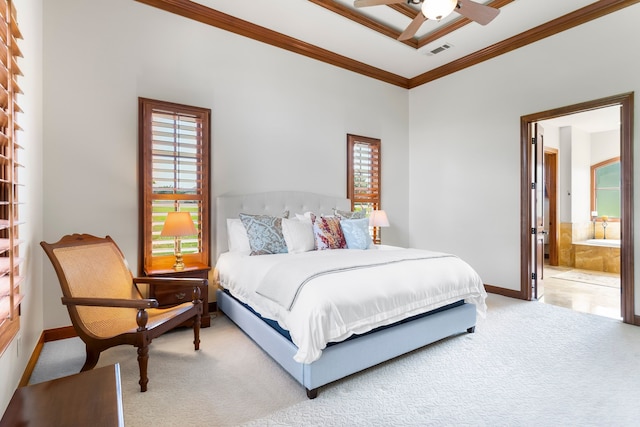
[559,222,574,267]
[558,221,621,273]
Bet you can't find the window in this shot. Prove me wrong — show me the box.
[138,98,211,274]
[591,157,620,219]
[347,134,381,240]
[0,0,23,356]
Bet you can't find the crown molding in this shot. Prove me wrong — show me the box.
[135,0,639,89]
[135,0,410,88]
[409,0,640,88]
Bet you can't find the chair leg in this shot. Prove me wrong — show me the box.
[193,313,201,351]
[81,346,100,372]
[137,344,149,392]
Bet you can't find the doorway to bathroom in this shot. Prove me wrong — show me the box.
[537,109,621,320]
[520,93,634,324]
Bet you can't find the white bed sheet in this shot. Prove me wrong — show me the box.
[216,246,487,364]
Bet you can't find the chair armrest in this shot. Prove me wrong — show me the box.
[133,277,208,287]
[61,296,160,309]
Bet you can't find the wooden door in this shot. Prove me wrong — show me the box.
[532,124,545,300]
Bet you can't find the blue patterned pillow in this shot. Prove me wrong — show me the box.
[239,213,288,255]
[340,217,372,250]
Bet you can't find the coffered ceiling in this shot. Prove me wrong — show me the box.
[136,0,639,88]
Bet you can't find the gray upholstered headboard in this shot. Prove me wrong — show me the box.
[215,191,351,259]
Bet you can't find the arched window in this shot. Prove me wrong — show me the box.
[591,157,620,219]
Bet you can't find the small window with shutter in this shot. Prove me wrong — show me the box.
[347,134,381,215]
[138,98,211,274]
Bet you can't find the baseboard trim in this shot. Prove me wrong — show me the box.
[485,284,527,300]
[43,326,78,342]
[19,332,45,387]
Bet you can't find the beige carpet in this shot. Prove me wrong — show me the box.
[30,295,640,426]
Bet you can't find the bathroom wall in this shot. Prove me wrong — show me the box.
[555,126,621,269]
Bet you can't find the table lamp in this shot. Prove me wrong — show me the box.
[161,211,196,271]
[369,210,390,245]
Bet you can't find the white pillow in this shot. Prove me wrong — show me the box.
[295,211,315,221]
[282,218,315,253]
[226,218,251,252]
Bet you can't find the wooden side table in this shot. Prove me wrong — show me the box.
[0,364,124,427]
[145,263,211,328]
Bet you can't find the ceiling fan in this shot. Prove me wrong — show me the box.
[353,0,500,41]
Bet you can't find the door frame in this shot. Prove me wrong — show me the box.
[520,92,635,324]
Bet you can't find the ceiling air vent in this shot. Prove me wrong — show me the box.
[424,42,453,56]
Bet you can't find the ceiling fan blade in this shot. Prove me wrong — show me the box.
[398,12,427,41]
[455,0,500,25]
[354,0,405,8]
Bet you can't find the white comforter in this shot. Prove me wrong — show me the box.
[216,246,487,364]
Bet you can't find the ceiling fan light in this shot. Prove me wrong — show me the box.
[422,0,458,21]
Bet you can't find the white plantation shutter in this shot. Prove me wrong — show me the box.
[0,0,23,355]
[139,99,211,273]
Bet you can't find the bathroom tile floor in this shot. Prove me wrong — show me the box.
[541,263,621,320]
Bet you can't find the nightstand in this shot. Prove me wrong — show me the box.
[145,263,211,328]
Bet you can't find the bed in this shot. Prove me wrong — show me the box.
[214,191,486,398]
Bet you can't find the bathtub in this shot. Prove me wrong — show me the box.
[580,239,621,248]
[572,239,620,273]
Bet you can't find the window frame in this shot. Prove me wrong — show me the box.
[591,156,621,221]
[0,0,23,356]
[347,134,381,241]
[138,98,211,275]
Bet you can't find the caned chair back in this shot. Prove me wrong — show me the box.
[52,242,136,299]
[44,236,140,335]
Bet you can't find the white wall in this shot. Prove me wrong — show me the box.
[558,127,572,224]
[591,129,620,164]
[543,125,560,150]
[570,127,591,223]
[409,3,640,305]
[41,0,410,328]
[0,0,44,413]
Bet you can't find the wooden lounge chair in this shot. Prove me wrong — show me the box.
[40,233,204,392]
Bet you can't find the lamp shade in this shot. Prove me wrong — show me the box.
[161,212,196,237]
[369,210,390,227]
[422,0,457,21]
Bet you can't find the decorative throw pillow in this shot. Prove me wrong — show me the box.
[239,213,288,255]
[281,218,315,253]
[227,218,251,253]
[334,209,366,219]
[340,217,373,250]
[313,216,347,250]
